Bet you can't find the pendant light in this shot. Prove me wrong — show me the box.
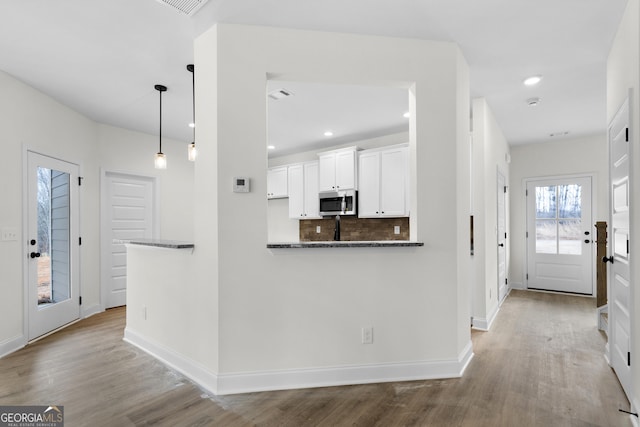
[154,84,168,169]
[187,64,197,161]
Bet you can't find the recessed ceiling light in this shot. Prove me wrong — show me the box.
[524,75,543,86]
[324,131,334,137]
[267,145,275,150]
[527,97,541,107]
[403,111,410,118]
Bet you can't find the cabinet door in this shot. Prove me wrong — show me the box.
[318,153,336,192]
[358,151,380,217]
[267,166,288,198]
[380,147,408,217]
[335,150,356,190]
[303,162,320,218]
[287,164,304,218]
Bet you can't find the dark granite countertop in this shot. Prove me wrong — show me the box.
[123,239,194,249]
[267,241,424,249]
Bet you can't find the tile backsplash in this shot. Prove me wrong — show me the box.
[300,217,410,241]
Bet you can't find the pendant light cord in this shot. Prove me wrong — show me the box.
[159,89,163,153]
[188,64,195,144]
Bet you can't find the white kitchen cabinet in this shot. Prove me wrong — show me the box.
[358,145,409,218]
[267,166,288,199]
[318,147,357,192]
[288,162,320,219]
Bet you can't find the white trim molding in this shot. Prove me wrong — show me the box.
[124,328,474,396]
[0,334,26,359]
[472,304,500,331]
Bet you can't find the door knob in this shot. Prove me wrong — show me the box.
[602,256,614,264]
[30,239,36,246]
[30,252,41,258]
[584,231,590,235]
[584,239,591,244]
[498,243,504,247]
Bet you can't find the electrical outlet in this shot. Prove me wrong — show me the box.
[1,227,18,241]
[394,226,400,235]
[362,327,373,344]
[316,226,321,233]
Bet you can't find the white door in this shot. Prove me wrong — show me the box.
[607,97,631,398]
[497,171,508,302]
[102,172,155,308]
[526,176,593,294]
[26,151,80,340]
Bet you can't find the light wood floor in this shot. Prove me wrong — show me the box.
[0,290,632,426]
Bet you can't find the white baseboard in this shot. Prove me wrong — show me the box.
[509,281,525,290]
[0,334,26,359]
[219,341,474,395]
[472,304,499,332]
[123,327,220,395]
[124,327,474,396]
[82,303,103,319]
[631,397,640,427]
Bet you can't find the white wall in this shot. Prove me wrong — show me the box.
[0,70,99,355]
[509,134,608,290]
[0,69,194,357]
[124,23,473,394]
[606,0,640,412]
[470,98,510,330]
[97,124,195,241]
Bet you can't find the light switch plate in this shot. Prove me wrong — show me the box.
[394,226,400,235]
[1,227,18,241]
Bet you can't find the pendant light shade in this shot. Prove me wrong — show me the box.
[187,64,196,161]
[154,84,168,169]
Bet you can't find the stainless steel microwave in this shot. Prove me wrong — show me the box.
[319,190,357,216]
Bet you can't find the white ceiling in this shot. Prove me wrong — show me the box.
[0,0,629,157]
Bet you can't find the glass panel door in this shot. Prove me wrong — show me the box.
[27,151,79,340]
[37,167,71,306]
[526,177,593,294]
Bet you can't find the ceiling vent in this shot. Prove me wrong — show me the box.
[155,0,209,16]
[268,89,294,100]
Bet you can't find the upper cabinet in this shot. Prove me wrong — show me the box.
[318,147,357,192]
[358,144,409,218]
[288,161,320,219]
[267,166,288,199]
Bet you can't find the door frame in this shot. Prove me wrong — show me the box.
[100,169,159,310]
[523,173,597,295]
[497,168,508,303]
[22,147,82,342]
[606,93,633,398]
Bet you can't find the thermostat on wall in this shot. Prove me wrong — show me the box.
[233,177,250,193]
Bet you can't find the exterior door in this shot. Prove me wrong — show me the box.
[497,171,508,302]
[526,176,593,294]
[607,97,631,398]
[102,172,155,308]
[26,151,80,340]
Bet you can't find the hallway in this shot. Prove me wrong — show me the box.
[0,290,631,426]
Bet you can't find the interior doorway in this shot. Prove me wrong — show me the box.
[607,95,631,398]
[101,171,156,308]
[25,151,80,340]
[497,170,508,303]
[525,176,593,295]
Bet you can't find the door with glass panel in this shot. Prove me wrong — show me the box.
[526,177,593,294]
[27,151,80,340]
